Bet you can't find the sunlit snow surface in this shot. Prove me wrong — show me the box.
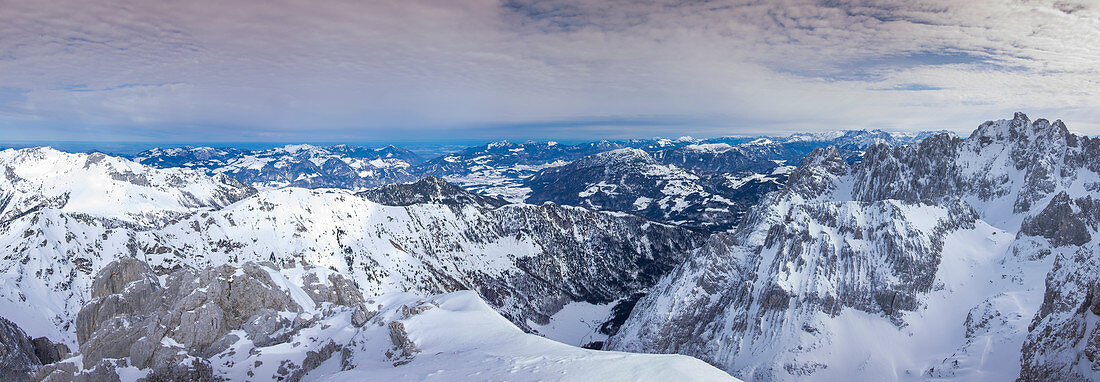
[290,291,734,382]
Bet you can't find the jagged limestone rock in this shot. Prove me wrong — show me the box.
[29,337,69,366]
[73,257,366,377]
[34,361,78,382]
[351,304,379,327]
[0,316,40,382]
[1020,192,1096,247]
[73,359,122,382]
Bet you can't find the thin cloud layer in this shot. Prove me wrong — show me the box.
[1,0,1097,141]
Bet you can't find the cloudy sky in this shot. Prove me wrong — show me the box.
[1,0,1098,142]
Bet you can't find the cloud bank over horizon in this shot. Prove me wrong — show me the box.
[1,0,1098,142]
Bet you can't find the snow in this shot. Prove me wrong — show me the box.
[685,143,734,153]
[161,336,184,348]
[443,160,567,203]
[262,266,318,311]
[0,275,71,343]
[781,219,1048,381]
[746,138,774,145]
[301,291,735,382]
[579,181,618,198]
[782,131,846,142]
[528,300,616,347]
[725,173,767,189]
[138,144,417,190]
[280,144,317,153]
[0,147,245,225]
[487,140,511,149]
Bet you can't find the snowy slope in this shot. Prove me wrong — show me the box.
[609,113,1100,381]
[308,290,735,382]
[0,147,254,225]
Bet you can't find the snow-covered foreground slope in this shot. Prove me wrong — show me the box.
[609,113,1100,381]
[310,290,734,382]
[27,258,735,381]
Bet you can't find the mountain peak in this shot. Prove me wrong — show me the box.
[969,112,1074,145]
[577,148,654,167]
[486,140,513,149]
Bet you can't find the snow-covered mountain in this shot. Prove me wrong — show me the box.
[20,257,735,381]
[134,144,423,190]
[526,148,789,231]
[732,129,955,165]
[0,147,255,226]
[650,142,779,175]
[0,127,992,381]
[608,113,1100,381]
[122,130,944,221]
[1,149,707,345]
[777,129,949,149]
[0,148,727,380]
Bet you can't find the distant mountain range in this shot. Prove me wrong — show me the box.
[128,129,949,232]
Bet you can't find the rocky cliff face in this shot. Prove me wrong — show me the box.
[0,316,69,382]
[59,257,363,380]
[1016,193,1100,381]
[608,114,1100,381]
[0,316,43,382]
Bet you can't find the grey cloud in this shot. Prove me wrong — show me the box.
[0,0,1098,141]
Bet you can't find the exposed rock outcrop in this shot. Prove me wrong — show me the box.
[74,258,363,380]
[0,316,69,382]
[0,316,40,382]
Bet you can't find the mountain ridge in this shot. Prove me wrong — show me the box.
[606,113,1100,381]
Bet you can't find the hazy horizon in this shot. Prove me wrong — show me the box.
[3,0,1098,142]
